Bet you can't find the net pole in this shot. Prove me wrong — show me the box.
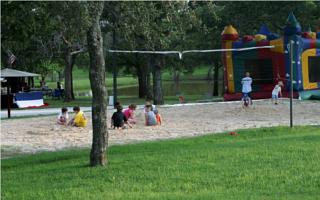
[290,41,293,128]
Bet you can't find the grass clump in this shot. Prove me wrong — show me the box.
[2,126,320,199]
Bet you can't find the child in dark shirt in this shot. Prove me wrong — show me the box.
[111,105,132,129]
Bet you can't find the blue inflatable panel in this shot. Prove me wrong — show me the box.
[301,37,310,52]
[267,33,279,40]
[295,35,302,91]
[258,24,272,35]
[232,42,244,57]
[316,33,320,39]
[283,27,301,35]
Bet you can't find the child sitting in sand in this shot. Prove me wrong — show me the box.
[145,105,163,126]
[57,107,68,126]
[242,93,251,109]
[123,104,137,124]
[143,99,163,115]
[111,105,133,129]
[68,106,88,127]
[271,81,284,105]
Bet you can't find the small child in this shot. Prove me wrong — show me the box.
[271,81,284,105]
[145,105,163,126]
[57,107,68,126]
[242,93,251,109]
[143,99,163,115]
[124,104,137,124]
[111,105,132,129]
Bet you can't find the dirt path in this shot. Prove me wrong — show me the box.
[1,100,320,158]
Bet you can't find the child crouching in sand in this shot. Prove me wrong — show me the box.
[124,104,137,124]
[111,105,132,129]
[57,107,68,126]
[145,105,163,126]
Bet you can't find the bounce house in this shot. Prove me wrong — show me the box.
[221,12,320,101]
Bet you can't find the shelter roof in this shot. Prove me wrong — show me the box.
[1,68,41,78]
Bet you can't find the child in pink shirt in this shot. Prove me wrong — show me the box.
[123,104,137,124]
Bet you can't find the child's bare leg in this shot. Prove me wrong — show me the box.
[158,114,163,125]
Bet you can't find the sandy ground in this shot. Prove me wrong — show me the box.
[1,99,320,158]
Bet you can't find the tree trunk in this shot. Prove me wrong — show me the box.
[137,64,145,98]
[221,68,225,96]
[152,54,164,105]
[173,68,181,81]
[213,60,219,96]
[142,67,147,98]
[87,1,108,167]
[206,62,214,80]
[146,55,153,99]
[58,71,64,82]
[64,45,73,102]
[70,54,77,100]
[41,76,46,88]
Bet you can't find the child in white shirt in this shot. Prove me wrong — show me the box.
[271,81,284,105]
[57,107,69,126]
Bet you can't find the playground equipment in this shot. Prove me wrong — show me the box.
[221,12,320,101]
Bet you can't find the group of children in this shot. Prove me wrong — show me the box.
[110,99,163,129]
[241,72,284,109]
[57,106,88,127]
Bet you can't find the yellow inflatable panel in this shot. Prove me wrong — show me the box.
[254,34,266,42]
[226,41,234,93]
[221,25,238,35]
[302,49,318,90]
[309,32,316,39]
[270,39,284,54]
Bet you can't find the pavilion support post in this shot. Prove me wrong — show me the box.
[7,77,11,118]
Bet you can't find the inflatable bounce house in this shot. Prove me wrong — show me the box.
[221,12,320,101]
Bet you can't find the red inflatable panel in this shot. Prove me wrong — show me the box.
[309,39,316,49]
[221,34,239,41]
[223,92,299,101]
[242,35,254,43]
[301,32,310,39]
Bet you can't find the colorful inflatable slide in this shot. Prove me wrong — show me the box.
[221,12,320,101]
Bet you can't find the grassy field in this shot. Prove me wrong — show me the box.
[44,65,222,93]
[2,125,320,199]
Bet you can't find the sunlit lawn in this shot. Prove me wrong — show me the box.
[2,126,320,199]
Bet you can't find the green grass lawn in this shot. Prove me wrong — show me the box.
[2,126,320,199]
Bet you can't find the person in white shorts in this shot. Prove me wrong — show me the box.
[271,81,284,105]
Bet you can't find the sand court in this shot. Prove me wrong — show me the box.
[1,100,320,158]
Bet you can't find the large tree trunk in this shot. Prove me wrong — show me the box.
[64,45,73,102]
[146,55,153,99]
[87,1,108,167]
[213,60,220,96]
[152,54,164,105]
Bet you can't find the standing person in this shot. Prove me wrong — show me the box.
[124,104,137,124]
[111,105,133,129]
[143,99,163,115]
[241,72,252,102]
[57,107,69,126]
[271,81,284,105]
[68,106,88,127]
[145,105,163,126]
